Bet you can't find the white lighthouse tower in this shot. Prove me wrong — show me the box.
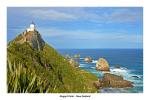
[27,21,36,32]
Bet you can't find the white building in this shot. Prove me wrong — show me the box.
[27,22,36,32]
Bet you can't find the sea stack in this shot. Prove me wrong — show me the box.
[84,57,93,63]
[96,58,110,71]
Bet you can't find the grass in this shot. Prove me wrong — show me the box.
[7,59,52,93]
[7,37,98,93]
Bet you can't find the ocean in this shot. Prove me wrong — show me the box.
[57,49,143,93]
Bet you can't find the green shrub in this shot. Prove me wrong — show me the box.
[7,41,98,93]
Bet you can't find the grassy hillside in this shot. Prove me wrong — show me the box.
[7,38,98,93]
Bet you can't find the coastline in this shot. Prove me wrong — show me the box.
[58,49,143,93]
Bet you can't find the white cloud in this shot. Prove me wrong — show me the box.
[29,9,77,21]
[18,7,142,23]
[38,27,143,43]
[102,9,143,23]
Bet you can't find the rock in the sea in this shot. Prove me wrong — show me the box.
[96,58,110,71]
[93,81,101,89]
[84,57,92,62]
[101,73,133,88]
[114,64,121,69]
[103,73,123,81]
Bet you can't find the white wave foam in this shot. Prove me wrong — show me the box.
[91,66,96,69]
[129,74,143,79]
[111,68,127,73]
[110,67,133,79]
[110,67,143,88]
[80,58,84,60]
[92,60,98,63]
[79,64,86,67]
[111,68,128,75]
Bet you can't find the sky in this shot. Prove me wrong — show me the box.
[7,7,143,49]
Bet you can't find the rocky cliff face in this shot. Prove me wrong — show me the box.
[101,73,133,88]
[93,73,133,89]
[14,30,45,51]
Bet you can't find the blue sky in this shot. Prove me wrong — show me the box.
[7,7,143,49]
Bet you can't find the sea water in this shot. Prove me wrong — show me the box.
[58,49,143,93]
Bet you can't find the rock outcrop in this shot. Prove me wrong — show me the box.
[15,30,45,51]
[69,58,79,68]
[74,54,80,59]
[93,81,101,89]
[84,57,92,62]
[96,58,110,71]
[97,73,133,88]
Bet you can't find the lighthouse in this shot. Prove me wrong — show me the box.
[27,21,36,32]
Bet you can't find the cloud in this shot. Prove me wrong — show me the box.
[13,7,142,23]
[29,9,77,21]
[101,8,143,23]
[38,27,143,43]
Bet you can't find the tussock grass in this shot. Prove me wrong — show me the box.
[7,41,98,93]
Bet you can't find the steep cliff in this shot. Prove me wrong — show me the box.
[12,30,45,51]
[7,29,98,93]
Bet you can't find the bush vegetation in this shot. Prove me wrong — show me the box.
[7,40,98,93]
